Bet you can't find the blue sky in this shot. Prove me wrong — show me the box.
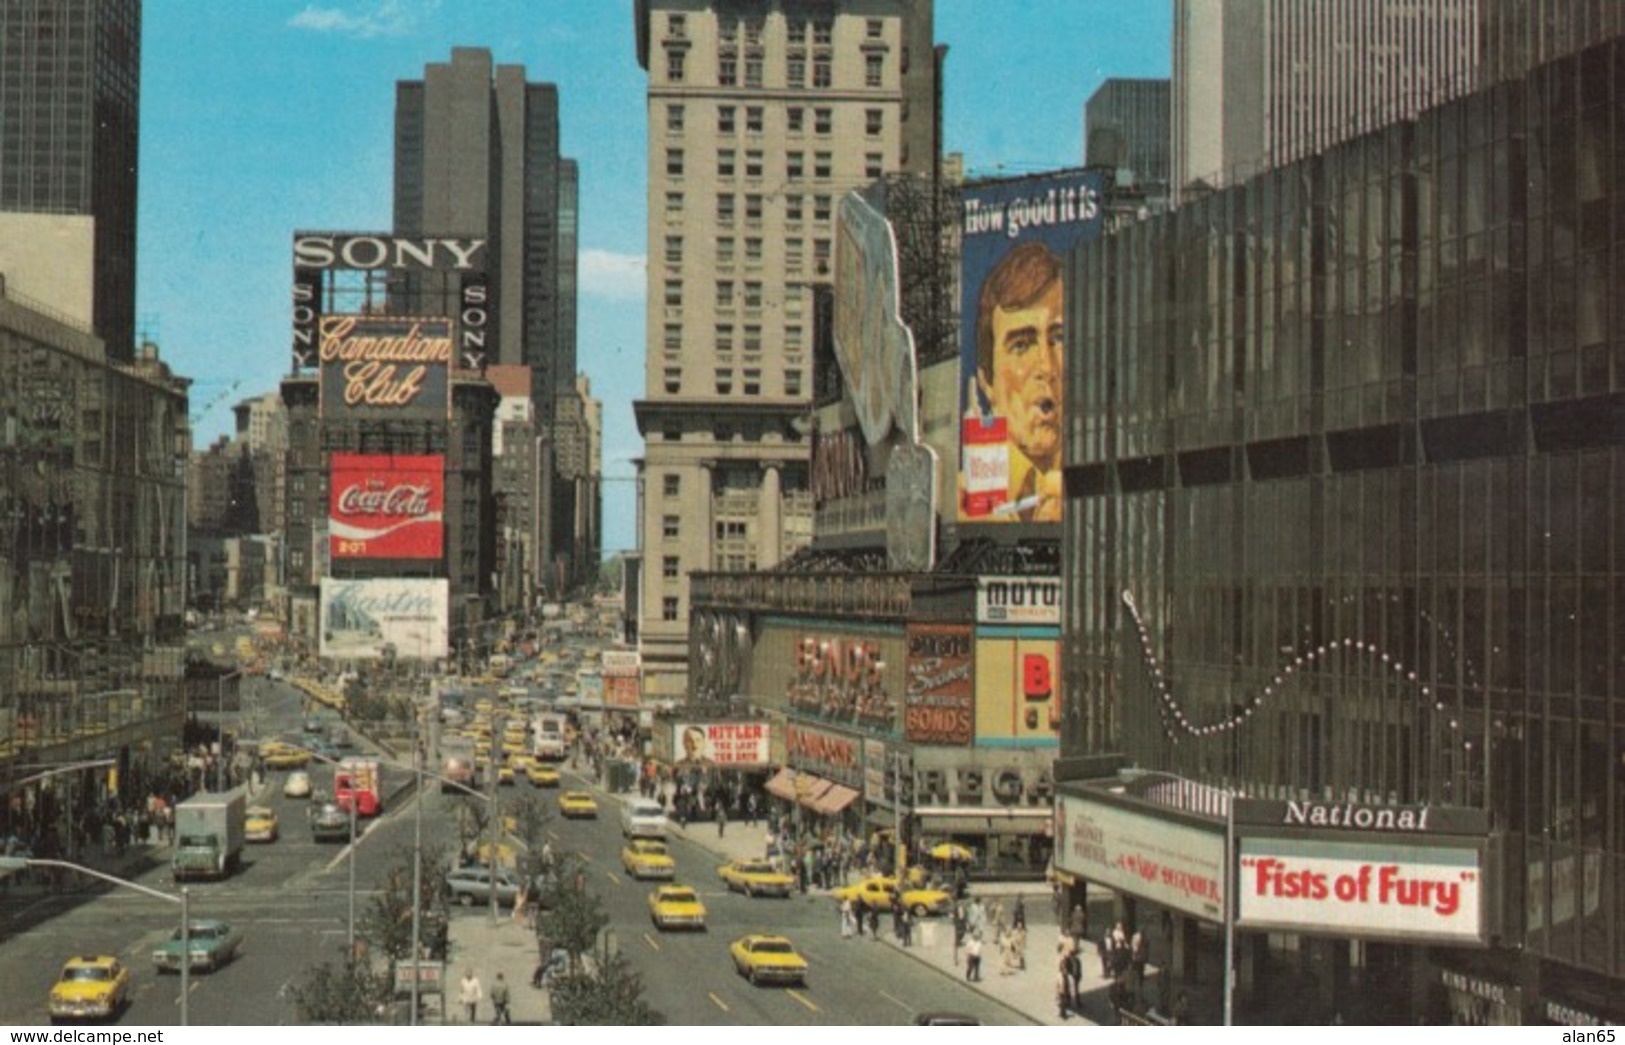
[138,0,1171,559]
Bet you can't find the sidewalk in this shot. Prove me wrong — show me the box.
[442,910,551,1025]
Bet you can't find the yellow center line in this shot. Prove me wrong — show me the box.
[605,870,621,886]
[787,988,818,1012]
[642,932,661,951]
[708,991,730,1012]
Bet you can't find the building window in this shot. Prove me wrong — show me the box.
[718,106,736,134]
[787,51,805,87]
[813,57,832,88]
[787,107,805,134]
[787,151,804,180]
[814,195,832,222]
[664,235,683,265]
[785,324,804,351]
[743,368,761,396]
[667,104,685,133]
[716,323,734,353]
[716,236,735,265]
[663,323,682,354]
[866,18,883,39]
[786,195,804,222]
[716,281,735,308]
[717,149,736,178]
[815,151,832,179]
[715,368,733,394]
[744,281,763,308]
[666,49,686,82]
[785,369,803,396]
[717,194,735,224]
[745,150,763,178]
[662,556,679,580]
[663,474,680,497]
[745,55,763,87]
[745,106,764,134]
[813,19,832,45]
[663,368,681,394]
[719,52,737,86]
[668,13,686,37]
[663,425,682,442]
[745,237,763,265]
[665,191,684,217]
[666,147,684,177]
[744,324,762,353]
[662,597,680,622]
[814,239,831,274]
[865,152,883,179]
[815,108,832,135]
[663,514,680,539]
[865,109,883,136]
[664,280,683,307]
[866,53,883,88]
[786,239,804,272]
[745,194,763,224]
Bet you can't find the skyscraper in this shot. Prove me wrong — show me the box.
[1171,0,1480,203]
[632,0,939,702]
[393,47,594,598]
[1084,78,1171,191]
[0,0,141,360]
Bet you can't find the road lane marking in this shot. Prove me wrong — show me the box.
[879,989,912,1013]
[708,992,730,1012]
[642,932,660,951]
[787,989,818,1012]
[604,870,621,886]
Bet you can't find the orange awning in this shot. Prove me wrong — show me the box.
[811,783,860,815]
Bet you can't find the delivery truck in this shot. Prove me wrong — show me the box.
[334,757,382,817]
[171,789,246,881]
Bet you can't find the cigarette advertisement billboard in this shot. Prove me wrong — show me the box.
[1237,838,1485,943]
[319,578,448,660]
[673,721,772,768]
[1055,793,1226,920]
[329,453,444,560]
[958,170,1105,524]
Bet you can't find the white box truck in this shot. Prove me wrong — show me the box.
[171,789,246,881]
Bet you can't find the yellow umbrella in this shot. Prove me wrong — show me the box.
[930,842,975,863]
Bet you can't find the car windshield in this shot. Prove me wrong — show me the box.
[171,925,221,940]
[636,843,666,855]
[177,835,213,847]
[663,890,697,904]
[738,862,769,873]
[751,941,792,954]
[61,967,112,982]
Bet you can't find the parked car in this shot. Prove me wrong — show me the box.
[152,919,243,974]
[444,866,522,907]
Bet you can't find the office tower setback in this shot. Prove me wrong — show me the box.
[0,0,141,359]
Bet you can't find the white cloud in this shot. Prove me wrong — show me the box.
[578,249,646,301]
[287,0,432,38]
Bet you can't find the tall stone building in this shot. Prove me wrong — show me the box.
[393,47,593,599]
[0,0,141,359]
[632,0,940,701]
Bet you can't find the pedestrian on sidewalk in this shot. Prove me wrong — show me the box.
[458,969,483,1024]
[840,897,855,938]
[1068,902,1087,946]
[899,905,914,948]
[853,896,866,937]
[715,803,727,838]
[746,793,758,826]
[1012,895,1027,931]
[489,972,511,1025]
[952,901,967,966]
[964,933,983,982]
[1129,928,1148,1009]
[1057,947,1073,1019]
[867,902,880,939]
[1060,938,1082,1013]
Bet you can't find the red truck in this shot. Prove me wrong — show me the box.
[334,757,382,817]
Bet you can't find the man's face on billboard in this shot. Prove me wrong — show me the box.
[983,279,1063,469]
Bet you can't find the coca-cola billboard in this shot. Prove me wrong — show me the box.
[329,454,444,559]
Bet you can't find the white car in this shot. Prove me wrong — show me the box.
[283,770,313,798]
[621,797,669,839]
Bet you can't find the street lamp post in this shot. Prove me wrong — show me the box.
[0,858,190,1025]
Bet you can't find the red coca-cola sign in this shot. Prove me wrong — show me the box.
[329,453,444,559]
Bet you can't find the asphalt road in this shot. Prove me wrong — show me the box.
[1,669,1023,1026]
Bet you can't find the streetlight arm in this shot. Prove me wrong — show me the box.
[0,858,181,905]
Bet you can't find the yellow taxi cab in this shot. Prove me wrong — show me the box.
[47,955,130,1022]
[473,839,520,867]
[509,753,535,773]
[558,791,598,819]
[261,745,310,770]
[728,934,808,987]
[244,805,279,843]
[501,735,527,757]
[526,763,561,788]
[647,884,707,930]
[497,763,516,786]
[474,699,495,716]
[832,875,953,917]
[473,739,493,759]
[717,859,795,898]
[620,839,675,879]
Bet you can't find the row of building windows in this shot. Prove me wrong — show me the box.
[665,102,886,139]
[662,16,884,88]
[658,366,803,397]
[662,189,836,226]
[660,320,808,356]
[664,146,883,184]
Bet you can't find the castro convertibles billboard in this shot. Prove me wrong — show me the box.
[329,454,444,559]
[958,170,1104,525]
[319,578,448,661]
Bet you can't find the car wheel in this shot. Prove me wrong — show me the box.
[746,884,756,898]
[747,967,757,986]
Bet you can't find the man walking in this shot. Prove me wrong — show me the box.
[458,968,483,1024]
[964,933,983,982]
[489,972,511,1025]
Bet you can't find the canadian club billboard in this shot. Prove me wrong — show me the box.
[319,315,452,416]
[329,454,445,560]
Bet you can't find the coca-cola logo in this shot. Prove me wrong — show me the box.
[338,483,432,517]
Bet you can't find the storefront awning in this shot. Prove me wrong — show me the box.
[764,768,797,802]
[811,783,860,816]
